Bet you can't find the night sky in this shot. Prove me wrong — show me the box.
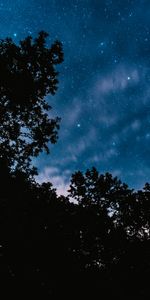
[1,0,150,194]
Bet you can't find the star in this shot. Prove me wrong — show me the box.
[3,0,149,191]
[100,42,104,46]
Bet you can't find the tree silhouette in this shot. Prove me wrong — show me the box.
[0,32,150,298]
[69,167,132,210]
[68,168,129,267]
[68,168,150,298]
[0,31,63,176]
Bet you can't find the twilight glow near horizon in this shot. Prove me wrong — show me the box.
[1,0,150,194]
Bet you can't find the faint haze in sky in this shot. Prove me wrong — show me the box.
[1,0,150,193]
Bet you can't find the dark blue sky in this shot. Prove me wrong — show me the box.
[1,0,150,193]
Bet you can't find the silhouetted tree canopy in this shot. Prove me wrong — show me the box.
[0,31,63,175]
[0,32,150,298]
[69,168,150,239]
[0,166,150,298]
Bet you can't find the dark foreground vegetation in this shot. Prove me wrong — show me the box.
[0,32,149,298]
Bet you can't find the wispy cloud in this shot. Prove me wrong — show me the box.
[94,65,139,96]
[67,127,97,156]
[63,97,82,127]
[36,166,70,196]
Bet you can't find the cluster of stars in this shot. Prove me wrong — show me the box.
[0,0,149,190]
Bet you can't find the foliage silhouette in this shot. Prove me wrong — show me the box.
[0,31,63,175]
[0,167,149,297]
[0,32,150,298]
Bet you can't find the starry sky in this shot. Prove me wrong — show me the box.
[1,0,150,194]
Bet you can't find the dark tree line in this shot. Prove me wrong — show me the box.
[0,32,150,298]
